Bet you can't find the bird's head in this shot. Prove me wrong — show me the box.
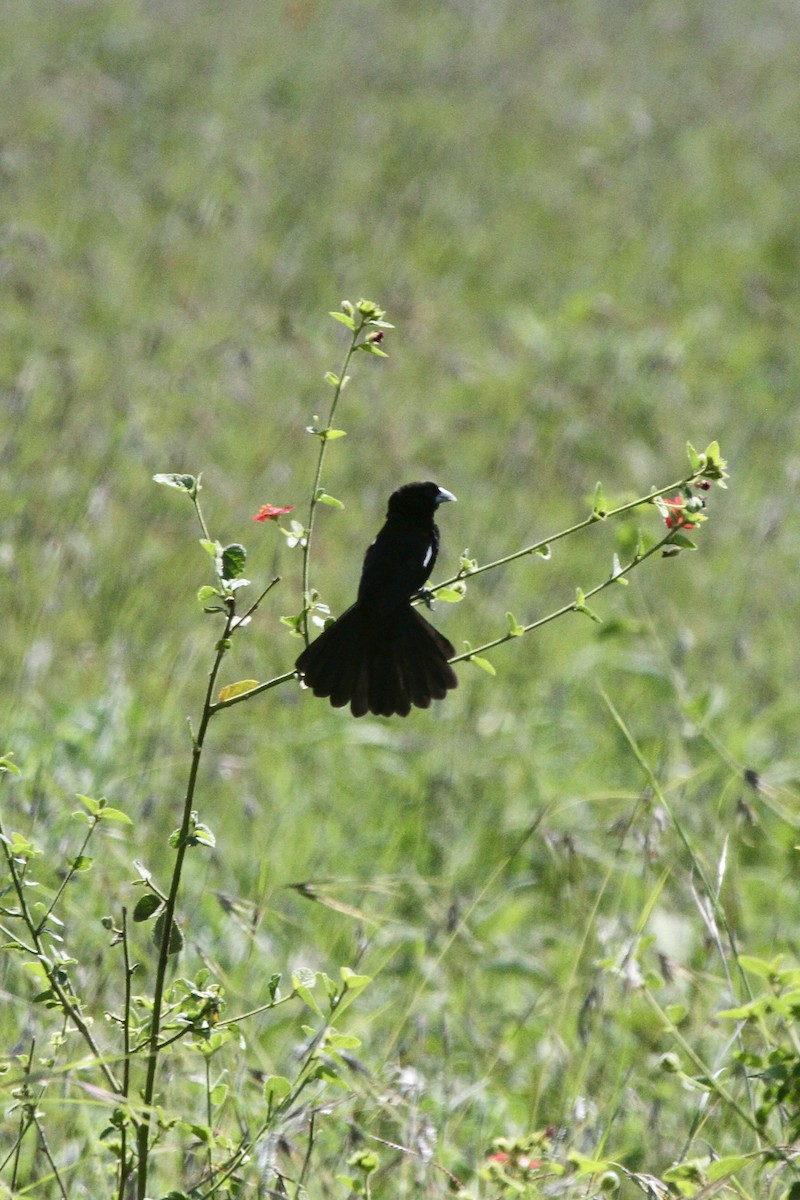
[387,481,456,520]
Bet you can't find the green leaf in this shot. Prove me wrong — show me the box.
[210,1083,228,1106]
[315,491,345,510]
[324,371,340,387]
[435,584,466,602]
[505,612,524,636]
[191,822,216,849]
[470,654,496,676]
[74,795,132,824]
[154,912,184,956]
[0,830,40,858]
[197,585,219,603]
[200,538,218,560]
[263,1075,291,1107]
[0,754,21,777]
[329,310,356,331]
[535,543,551,559]
[220,543,246,580]
[574,588,603,624]
[154,473,196,494]
[322,428,347,440]
[96,806,133,825]
[592,481,607,518]
[686,441,702,472]
[706,1155,750,1182]
[340,967,371,995]
[356,341,389,358]
[71,855,92,873]
[76,793,102,816]
[133,893,163,922]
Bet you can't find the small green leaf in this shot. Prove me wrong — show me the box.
[76,794,102,816]
[686,441,702,472]
[340,967,371,995]
[315,491,345,510]
[574,589,603,623]
[154,473,196,494]
[505,612,524,636]
[96,806,133,825]
[706,1155,750,1182]
[0,754,21,777]
[154,913,183,956]
[71,855,92,873]
[263,1075,291,1106]
[470,655,496,676]
[592,481,607,518]
[324,371,340,387]
[220,543,246,580]
[535,543,551,559]
[210,1083,228,1107]
[436,584,466,602]
[322,428,347,441]
[200,539,218,560]
[197,585,219,603]
[133,893,163,922]
[356,341,388,358]
[329,310,356,331]
[191,822,216,849]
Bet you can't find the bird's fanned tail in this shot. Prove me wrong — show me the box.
[295,603,457,718]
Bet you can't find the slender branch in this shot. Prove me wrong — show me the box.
[117,907,133,1200]
[236,575,281,626]
[208,669,297,715]
[36,819,98,935]
[430,474,696,594]
[450,528,678,665]
[212,480,702,710]
[136,598,237,1199]
[300,322,367,645]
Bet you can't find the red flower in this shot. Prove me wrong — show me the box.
[662,495,694,530]
[253,503,295,522]
[486,1151,541,1173]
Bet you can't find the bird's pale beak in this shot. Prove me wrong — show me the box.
[436,487,457,504]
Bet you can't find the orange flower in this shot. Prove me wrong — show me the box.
[253,504,295,522]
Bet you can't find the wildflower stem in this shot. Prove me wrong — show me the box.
[430,474,697,594]
[450,527,677,665]
[301,316,370,646]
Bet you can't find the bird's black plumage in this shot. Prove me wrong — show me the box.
[295,481,458,717]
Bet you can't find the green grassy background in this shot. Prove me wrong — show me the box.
[2,0,800,1194]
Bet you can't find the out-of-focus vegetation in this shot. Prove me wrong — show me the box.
[2,1,800,1195]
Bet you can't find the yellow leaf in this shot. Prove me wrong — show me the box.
[218,679,259,703]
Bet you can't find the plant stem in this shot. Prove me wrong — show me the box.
[300,317,367,645]
[450,528,678,665]
[431,474,696,593]
[135,600,235,1199]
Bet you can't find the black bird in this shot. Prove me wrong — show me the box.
[295,481,458,717]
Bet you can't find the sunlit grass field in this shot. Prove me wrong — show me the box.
[2,1,800,1195]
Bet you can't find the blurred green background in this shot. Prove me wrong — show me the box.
[2,0,800,1193]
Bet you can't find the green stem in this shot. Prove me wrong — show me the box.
[135,601,235,1199]
[450,528,678,665]
[431,474,695,594]
[300,317,367,645]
